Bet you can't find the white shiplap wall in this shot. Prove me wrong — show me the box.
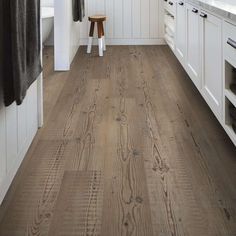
[80,0,165,45]
[0,80,40,204]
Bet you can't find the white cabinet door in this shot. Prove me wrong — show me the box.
[186,3,201,89]
[175,0,186,65]
[200,11,223,119]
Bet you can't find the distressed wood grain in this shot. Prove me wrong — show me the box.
[0,46,236,236]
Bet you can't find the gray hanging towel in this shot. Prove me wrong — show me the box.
[72,0,85,22]
[0,0,15,105]
[1,0,42,106]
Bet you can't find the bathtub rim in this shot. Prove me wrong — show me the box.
[41,7,54,19]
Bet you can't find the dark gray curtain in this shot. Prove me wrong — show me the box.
[72,0,85,22]
[1,0,42,106]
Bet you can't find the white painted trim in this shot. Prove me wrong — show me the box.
[38,5,43,128]
[54,0,70,71]
[37,74,43,128]
[80,38,166,46]
[54,0,80,71]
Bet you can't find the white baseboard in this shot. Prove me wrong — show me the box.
[80,38,166,46]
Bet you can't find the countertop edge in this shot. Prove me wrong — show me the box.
[186,0,236,23]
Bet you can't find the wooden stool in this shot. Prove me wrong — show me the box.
[87,15,106,57]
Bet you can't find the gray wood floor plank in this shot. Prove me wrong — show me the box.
[0,46,235,236]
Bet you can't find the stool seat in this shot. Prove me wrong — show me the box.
[89,15,106,22]
[87,15,107,57]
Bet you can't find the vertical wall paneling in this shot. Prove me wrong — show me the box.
[158,0,165,38]
[0,80,40,205]
[89,0,96,16]
[0,105,6,182]
[114,0,123,38]
[132,0,141,39]
[105,0,114,39]
[6,104,18,173]
[80,0,164,45]
[80,0,89,39]
[96,0,105,13]
[141,0,150,38]
[26,82,38,136]
[17,100,27,153]
[123,0,132,39]
[150,0,159,38]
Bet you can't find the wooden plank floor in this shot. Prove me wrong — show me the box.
[0,46,236,236]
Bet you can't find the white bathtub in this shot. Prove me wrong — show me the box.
[42,7,54,43]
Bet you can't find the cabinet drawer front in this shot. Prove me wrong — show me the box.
[164,0,175,16]
[224,21,236,64]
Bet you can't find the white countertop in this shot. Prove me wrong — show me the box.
[187,0,236,22]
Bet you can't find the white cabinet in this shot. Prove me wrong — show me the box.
[164,0,176,17]
[171,1,236,145]
[186,4,201,89]
[223,21,236,146]
[200,11,223,119]
[175,0,186,64]
[163,0,176,51]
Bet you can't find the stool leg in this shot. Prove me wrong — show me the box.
[101,23,106,51]
[102,37,106,51]
[87,22,95,54]
[87,37,93,54]
[97,22,103,57]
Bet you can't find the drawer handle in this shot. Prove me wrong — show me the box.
[227,38,236,50]
[200,12,207,18]
[192,8,198,13]
[178,1,184,5]
[169,1,173,5]
[164,0,167,2]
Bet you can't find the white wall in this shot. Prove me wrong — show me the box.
[41,0,54,7]
[55,0,164,70]
[70,11,81,62]
[54,0,80,70]
[80,0,165,45]
[0,79,40,204]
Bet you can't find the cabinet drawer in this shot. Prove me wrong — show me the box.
[224,21,236,64]
[164,0,175,16]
